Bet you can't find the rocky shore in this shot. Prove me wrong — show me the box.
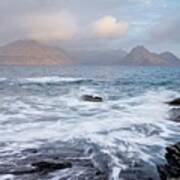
[158,142,180,180]
[157,98,180,180]
[0,142,108,180]
[0,98,179,180]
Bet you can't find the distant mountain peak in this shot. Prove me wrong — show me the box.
[0,39,71,65]
[4,39,46,48]
[13,39,39,44]
[131,45,149,54]
[122,45,180,66]
[133,45,146,50]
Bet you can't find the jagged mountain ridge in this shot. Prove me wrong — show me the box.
[122,46,180,66]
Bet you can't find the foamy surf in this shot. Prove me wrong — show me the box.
[0,66,180,179]
[0,78,7,82]
[0,87,180,179]
[21,76,90,84]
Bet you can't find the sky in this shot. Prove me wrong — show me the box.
[0,0,180,55]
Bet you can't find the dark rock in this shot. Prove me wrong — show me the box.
[169,108,180,122]
[0,142,108,179]
[22,148,38,154]
[31,161,72,174]
[81,95,103,102]
[157,142,180,180]
[0,161,72,176]
[10,168,36,175]
[167,98,180,106]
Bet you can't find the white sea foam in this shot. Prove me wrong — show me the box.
[0,175,14,180]
[0,78,7,82]
[21,76,86,84]
[0,87,179,179]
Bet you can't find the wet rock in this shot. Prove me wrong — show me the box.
[81,95,103,102]
[31,161,72,174]
[120,161,160,180]
[0,161,72,176]
[169,108,180,122]
[22,148,38,154]
[0,141,108,180]
[157,142,180,180]
[167,98,180,106]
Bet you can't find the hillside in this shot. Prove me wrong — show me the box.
[0,40,71,65]
[122,46,180,66]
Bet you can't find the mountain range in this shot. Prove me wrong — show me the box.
[0,40,179,66]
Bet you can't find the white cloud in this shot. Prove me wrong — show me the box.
[92,16,128,39]
[21,11,78,41]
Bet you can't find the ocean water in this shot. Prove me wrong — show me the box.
[0,65,180,180]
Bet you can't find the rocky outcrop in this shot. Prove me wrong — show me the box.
[81,95,103,102]
[2,161,72,176]
[157,142,180,180]
[158,100,180,178]
[167,98,180,122]
[167,98,180,106]
[0,142,108,180]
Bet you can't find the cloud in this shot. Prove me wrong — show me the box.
[136,0,152,4]
[92,16,128,39]
[151,16,180,44]
[0,0,178,57]
[21,11,78,41]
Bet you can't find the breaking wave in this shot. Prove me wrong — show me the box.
[0,66,180,179]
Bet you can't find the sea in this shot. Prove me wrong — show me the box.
[0,65,180,180]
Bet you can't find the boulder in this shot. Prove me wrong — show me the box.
[81,95,103,102]
[167,98,180,106]
[157,142,180,180]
